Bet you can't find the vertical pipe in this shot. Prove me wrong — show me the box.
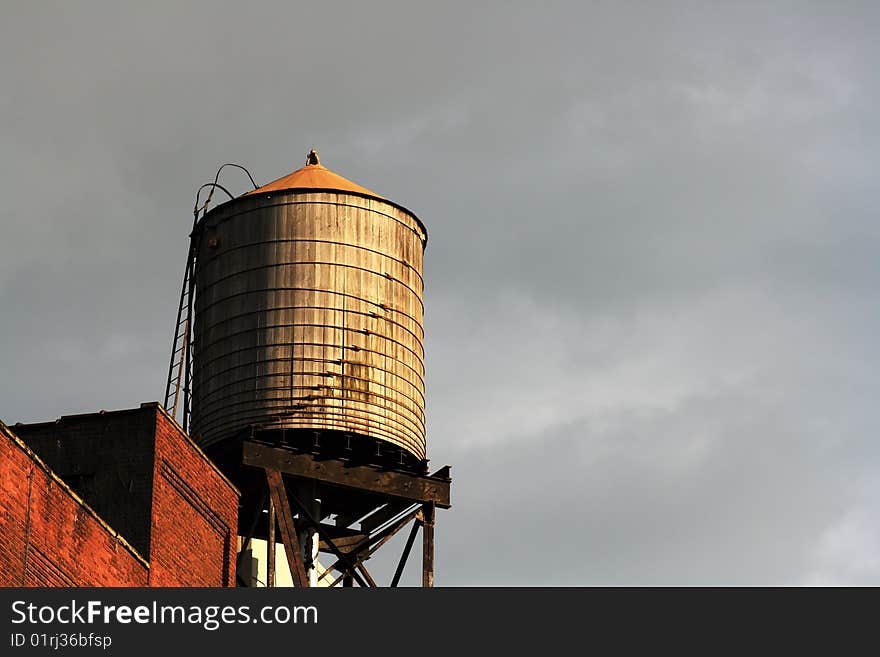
[267,499,276,587]
[421,502,435,588]
[308,518,320,587]
[294,481,320,586]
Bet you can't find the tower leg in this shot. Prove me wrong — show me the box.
[265,468,309,587]
[267,499,276,587]
[422,502,435,588]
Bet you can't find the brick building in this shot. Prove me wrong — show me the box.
[0,403,239,587]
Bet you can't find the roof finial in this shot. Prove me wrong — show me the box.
[306,148,320,166]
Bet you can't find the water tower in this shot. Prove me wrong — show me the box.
[164,150,451,587]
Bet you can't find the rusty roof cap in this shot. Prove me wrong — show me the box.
[245,150,382,199]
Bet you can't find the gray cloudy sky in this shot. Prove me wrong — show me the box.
[2,2,878,585]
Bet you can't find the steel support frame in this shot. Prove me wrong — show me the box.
[238,441,449,587]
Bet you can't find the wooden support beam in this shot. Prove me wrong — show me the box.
[356,562,377,588]
[316,507,422,584]
[318,533,369,554]
[422,502,435,588]
[391,519,422,587]
[267,499,276,588]
[328,570,353,588]
[265,469,309,588]
[315,523,370,540]
[243,441,451,508]
[285,490,369,588]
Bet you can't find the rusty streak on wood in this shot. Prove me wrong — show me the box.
[265,468,308,587]
[391,518,422,587]
[243,441,450,507]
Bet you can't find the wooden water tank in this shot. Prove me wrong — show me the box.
[190,151,428,460]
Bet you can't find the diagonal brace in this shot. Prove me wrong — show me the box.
[391,519,422,587]
[285,489,370,588]
[317,507,422,584]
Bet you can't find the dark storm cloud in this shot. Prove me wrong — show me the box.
[2,1,878,583]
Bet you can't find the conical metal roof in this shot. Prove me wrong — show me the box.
[245,149,381,199]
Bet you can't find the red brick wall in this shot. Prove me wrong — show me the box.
[0,424,149,586]
[11,411,157,557]
[1,406,239,588]
[147,410,238,587]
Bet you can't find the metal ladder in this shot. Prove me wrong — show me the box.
[163,222,199,431]
[163,163,259,433]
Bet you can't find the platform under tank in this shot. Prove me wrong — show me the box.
[190,152,428,472]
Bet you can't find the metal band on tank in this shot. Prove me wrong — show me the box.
[196,194,428,247]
